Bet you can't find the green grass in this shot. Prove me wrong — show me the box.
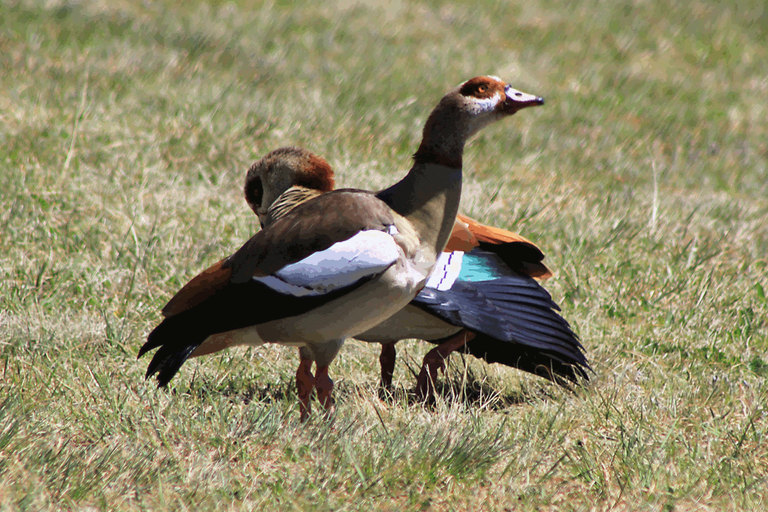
[1,0,767,509]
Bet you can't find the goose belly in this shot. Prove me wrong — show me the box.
[354,303,461,343]
[255,260,425,344]
[190,329,268,359]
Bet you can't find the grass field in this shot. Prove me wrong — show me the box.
[2,0,768,509]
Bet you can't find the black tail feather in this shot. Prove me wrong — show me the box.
[141,317,206,386]
[138,278,369,387]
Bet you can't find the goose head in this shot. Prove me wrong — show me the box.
[415,76,544,167]
[244,146,335,226]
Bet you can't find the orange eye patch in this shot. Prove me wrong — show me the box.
[459,77,501,99]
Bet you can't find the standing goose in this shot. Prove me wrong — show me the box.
[244,147,589,399]
[138,76,544,419]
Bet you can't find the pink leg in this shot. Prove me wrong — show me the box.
[314,365,335,415]
[416,330,477,401]
[296,353,315,422]
[379,342,397,391]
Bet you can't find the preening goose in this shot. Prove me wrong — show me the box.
[138,76,544,418]
[244,147,589,399]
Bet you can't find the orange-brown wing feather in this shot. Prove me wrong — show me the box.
[162,258,233,318]
[456,213,537,246]
[455,213,553,280]
[444,217,479,252]
[516,261,553,280]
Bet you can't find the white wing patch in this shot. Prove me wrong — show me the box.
[255,230,400,297]
[424,251,464,291]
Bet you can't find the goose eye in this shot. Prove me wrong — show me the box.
[245,176,264,210]
[477,85,488,94]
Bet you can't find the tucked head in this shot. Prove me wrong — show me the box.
[244,147,335,225]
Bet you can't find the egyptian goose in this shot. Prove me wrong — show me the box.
[138,76,544,418]
[244,147,589,399]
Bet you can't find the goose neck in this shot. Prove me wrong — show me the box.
[377,162,462,257]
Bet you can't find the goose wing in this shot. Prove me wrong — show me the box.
[139,191,402,386]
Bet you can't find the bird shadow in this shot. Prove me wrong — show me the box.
[182,371,296,406]
[377,371,549,412]
[180,359,562,413]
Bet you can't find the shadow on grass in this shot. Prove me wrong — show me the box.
[174,357,571,413]
[342,364,555,412]
[181,373,296,406]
